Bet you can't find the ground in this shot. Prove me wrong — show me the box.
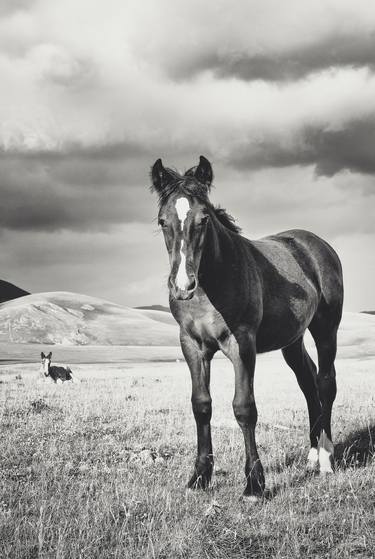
[0,345,374,558]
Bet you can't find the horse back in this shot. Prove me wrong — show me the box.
[257,229,342,297]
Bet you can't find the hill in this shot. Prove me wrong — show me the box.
[135,305,170,313]
[0,279,29,304]
[0,292,179,346]
[0,291,374,355]
[136,307,175,326]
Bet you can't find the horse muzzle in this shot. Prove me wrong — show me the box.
[169,274,198,300]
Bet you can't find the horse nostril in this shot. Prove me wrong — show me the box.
[186,277,197,292]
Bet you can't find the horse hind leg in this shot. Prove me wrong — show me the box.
[308,310,340,474]
[282,337,322,471]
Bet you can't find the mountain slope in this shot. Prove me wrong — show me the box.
[0,280,29,304]
[335,311,375,358]
[136,308,176,326]
[135,305,170,313]
[0,292,178,346]
[0,291,374,355]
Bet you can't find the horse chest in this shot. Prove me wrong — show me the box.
[171,298,230,347]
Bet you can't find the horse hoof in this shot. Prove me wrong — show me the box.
[240,494,261,504]
[320,466,334,475]
[187,473,211,490]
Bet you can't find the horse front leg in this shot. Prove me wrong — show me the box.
[180,331,214,490]
[224,332,265,497]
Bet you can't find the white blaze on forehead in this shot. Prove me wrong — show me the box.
[175,197,190,228]
[175,197,190,290]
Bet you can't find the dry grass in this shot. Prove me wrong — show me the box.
[1,353,375,558]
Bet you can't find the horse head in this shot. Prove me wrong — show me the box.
[41,351,52,377]
[151,156,213,301]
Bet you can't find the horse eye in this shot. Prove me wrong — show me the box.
[158,219,166,227]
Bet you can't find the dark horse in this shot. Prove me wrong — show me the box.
[151,156,343,497]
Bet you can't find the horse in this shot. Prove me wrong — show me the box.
[40,352,75,383]
[150,155,343,498]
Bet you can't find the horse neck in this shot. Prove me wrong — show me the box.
[199,218,239,286]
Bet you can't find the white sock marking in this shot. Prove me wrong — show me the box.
[319,447,333,473]
[319,430,334,473]
[175,198,190,290]
[307,447,319,470]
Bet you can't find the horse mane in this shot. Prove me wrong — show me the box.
[151,166,241,234]
[213,206,241,233]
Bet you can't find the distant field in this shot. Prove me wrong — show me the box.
[0,343,184,367]
[1,350,374,558]
[0,311,374,367]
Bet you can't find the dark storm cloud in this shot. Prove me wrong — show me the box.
[1,116,375,234]
[0,145,157,232]
[227,118,375,179]
[168,32,375,82]
[0,135,215,232]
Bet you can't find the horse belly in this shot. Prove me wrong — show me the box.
[256,287,318,352]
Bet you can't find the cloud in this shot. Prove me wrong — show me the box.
[0,0,374,310]
[128,0,375,82]
[29,44,96,89]
[1,114,375,234]
[0,0,375,157]
[2,66,375,180]
[0,0,35,17]
[0,225,169,306]
[210,165,375,239]
[152,29,375,83]
[226,117,375,177]
[1,166,374,310]
[0,148,157,231]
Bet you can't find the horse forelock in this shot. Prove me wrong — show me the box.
[153,167,241,234]
[151,167,209,206]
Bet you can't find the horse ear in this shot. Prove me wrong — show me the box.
[47,352,52,359]
[151,158,174,194]
[194,155,213,188]
[41,352,45,358]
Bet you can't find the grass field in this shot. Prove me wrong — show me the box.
[1,348,375,558]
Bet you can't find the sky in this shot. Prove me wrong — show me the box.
[0,0,374,311]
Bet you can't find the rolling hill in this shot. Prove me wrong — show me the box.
[0,292,179,346]
[0,290,374,356]
[135,305,170,313]
[0,279,29,304]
